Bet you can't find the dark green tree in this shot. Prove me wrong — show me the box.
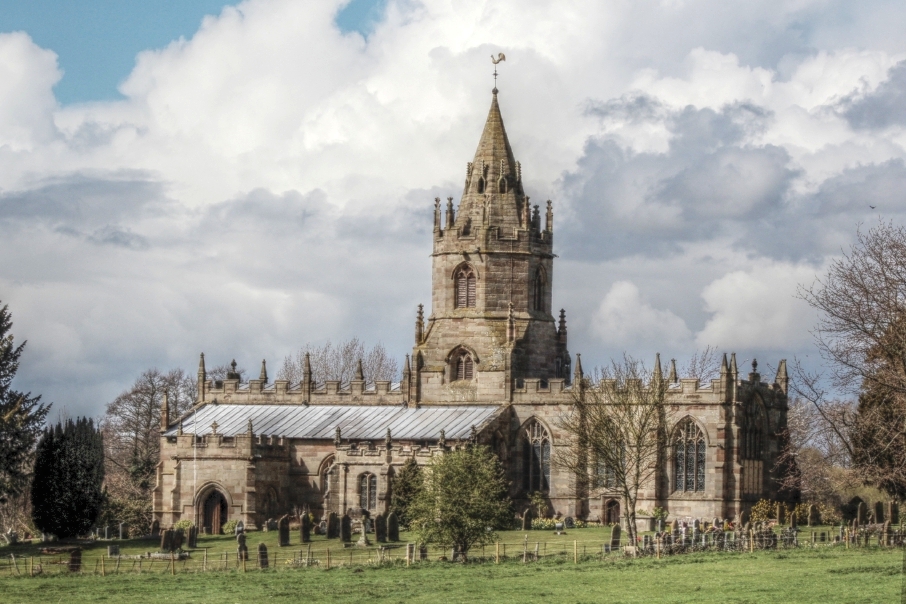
[31,418,105,538]
[408,445,511,561]
[0,302,50,504]
[390,456,422,529]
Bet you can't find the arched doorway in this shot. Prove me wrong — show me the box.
[202,490,228,534]
[605,499,620,525]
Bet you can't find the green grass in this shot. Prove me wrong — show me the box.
[0,534,902,603]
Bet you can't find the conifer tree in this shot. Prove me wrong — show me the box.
[0,302,50,504]
[31,418,105,538]
[390,456,423,529]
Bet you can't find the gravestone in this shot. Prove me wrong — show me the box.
[738,510,748,527]
[327,512,339,539]
[522,508,534,531]
[237,533,248,561]
[119,522,128,540]
[68,549,82,572]
[890,501,900,525]
[266,518,278,532]
[235,520,245,536]
[187,526,198,549]
[317,520,327,536]
[341,513,352,542]
[387,511,400,542]
[857,502,866,525]
[278,515,290,547]
[151,520,160,538]
[300,514,312,543]
[375,513,387,543]
[610,524,621,548]
[172,528,185,551]
[104,526,111,540]
[807,504,818,527]
[564,517,575,529]
[107,545,119,556]
[160,529,173,552]
[775,502,784,525]
[874,501,884,524]
[670,518,679,534]
[258,543,269,568]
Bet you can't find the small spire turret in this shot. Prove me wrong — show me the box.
[668,359,678,383]
[574,353,584,382]
[775,359,789,394]
[545,200,553,232]
[355,358,364,381]
[160,392,169,430]
[446,197,455,229]
[259,359,268,383]
[197,352,206,403]
[654,353,663,382]
[415,304,425,344]
[434,197,441,232]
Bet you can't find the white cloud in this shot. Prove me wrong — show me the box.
[592,281,692,350]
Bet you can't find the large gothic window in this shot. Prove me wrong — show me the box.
[523,420,551,493]
[359,473,377,510]
[532,268,545,312]
[453,349,474,381]
[674,419,706,493]
[742,397,765,460]
[454,265,476,308]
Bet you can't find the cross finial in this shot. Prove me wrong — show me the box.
[211,420,219,435]
[491,53,506,93]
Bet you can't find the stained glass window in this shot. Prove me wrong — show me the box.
[674,419,706,493]
[523,420,551,493]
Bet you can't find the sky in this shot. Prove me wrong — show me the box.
[3,0,906,420]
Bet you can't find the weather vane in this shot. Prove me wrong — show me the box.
[491,53,506,91]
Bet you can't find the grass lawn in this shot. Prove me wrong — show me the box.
[0,533,902,603]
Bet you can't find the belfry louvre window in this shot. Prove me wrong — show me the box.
[674,419,706,493]
[523,420,551,493]
[742,398,765,460]
[455,266,476,308]
[359,473,377,510]
[454,351,474,381]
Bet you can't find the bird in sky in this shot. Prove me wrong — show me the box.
[870,205,876,209]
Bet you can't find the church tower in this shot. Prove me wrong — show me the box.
[411,87,570,403]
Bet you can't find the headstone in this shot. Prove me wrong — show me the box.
[172,528,185,551]
[564,517,575,529]
[341,512,352,542]
[151,520,160,538]
[107,545,119,556]
[327,512,339,539]
[68,549,82,572]
[375,513,387,543]
[119,522,128,540]
[670,518,679,534]
[300,514,312,543]
[266,518,278,532]
[237,533,248,561]
[104,526,111,540]
[387,511,400,542]
[554,521,564,534]
[807,504,818,527]
[160,529,173,553]
[857,502,866,525]
[357,533,371,547]
[610,524,621,548]
[258,543,269,568]
[738,510,748,527]
[775,502,784,525]
[891,501,900,525]
[235,520,245,536]
[187,526,198,549]
[874,501,884,524]
[522,508,534,531]
[278,515,290,547]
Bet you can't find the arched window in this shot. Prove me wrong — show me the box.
[359,473,377,510]
[674,419,706,493]
[454,265,476,308]
[453,349,474,381]
[742,398,765,460]
[532,268,545,312]
[498,177,507,194]
[522,420,551,493]
[477,177,485,194]
[319,455,335,496]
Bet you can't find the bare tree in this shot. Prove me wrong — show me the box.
[277,338,399,386]
[798,221,906,498]
[681,345,722,384]
[556,356,669,546]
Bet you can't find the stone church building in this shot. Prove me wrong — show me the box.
[153,85,790,533]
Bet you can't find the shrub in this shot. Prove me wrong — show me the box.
[222,519,238,535]
[173,519,194,531]
[749,499,776,523]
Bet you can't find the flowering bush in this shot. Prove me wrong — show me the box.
[222,519,239,535]
[173,519,194,531]
[530,517,588,530]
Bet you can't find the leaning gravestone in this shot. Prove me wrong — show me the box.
[387,512,400,542]
[300,514,312,543]
[151,520,160,538]
[237,533,248,561]
[327,512,339,539]
[522,508,534,531]
[258,543,269,569]
[69,549,82,572]
[278,515,290,547]
[875,501,885,524]
[341,512,352,543]
[610,524,621,549]
[375,513,387,543]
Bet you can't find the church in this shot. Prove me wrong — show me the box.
[153,82,791,533]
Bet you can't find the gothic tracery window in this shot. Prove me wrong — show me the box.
[359,473,377,510]
[674,419,706,493]
[522,420,551,493]
[453,349,474,381]
[455,265,476,308]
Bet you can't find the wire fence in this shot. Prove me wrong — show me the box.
[4,526,905,578]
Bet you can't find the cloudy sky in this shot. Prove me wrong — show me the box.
[3,0,906,419]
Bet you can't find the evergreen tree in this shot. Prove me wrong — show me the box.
[0,302,50,504]
[32,417,105,538]
[390,456,423,528]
